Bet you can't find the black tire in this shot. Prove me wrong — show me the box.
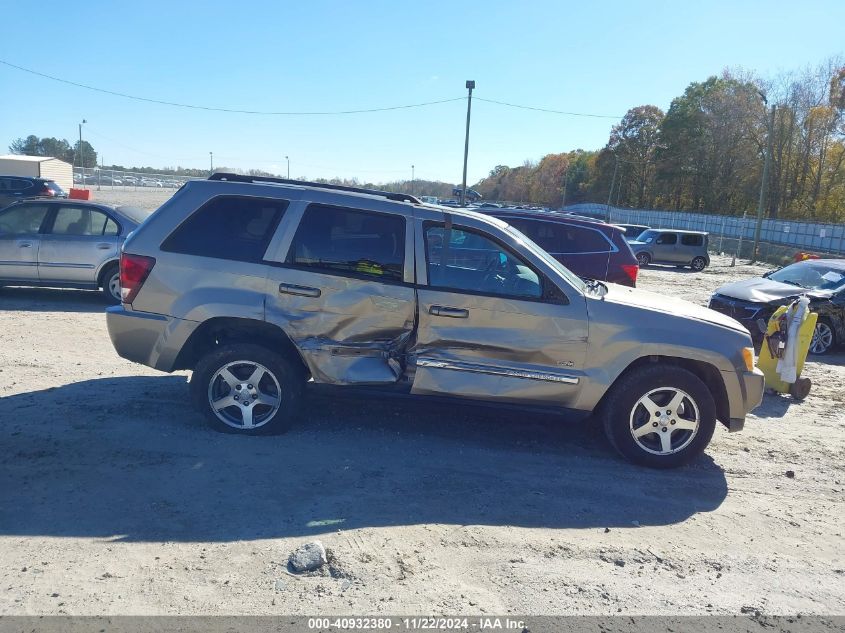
[636,252,651,266]
[100,263,121,303]
[190,343,303,435]
[789,377,812,400]
[600,365,717,468]
[809,318,835,355]
[691,256,707,271]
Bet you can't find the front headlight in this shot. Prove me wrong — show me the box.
[741,347,756,371]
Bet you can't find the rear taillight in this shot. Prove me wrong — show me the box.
[40,186,55,197]
[621,263,639,287]
[120,253,156,304]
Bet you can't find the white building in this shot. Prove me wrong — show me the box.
[0,155,74,193]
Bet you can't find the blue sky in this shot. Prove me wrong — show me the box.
[1,0,843,184]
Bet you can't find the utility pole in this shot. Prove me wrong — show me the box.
[411,165,415,196]
[209,151,213,175]
[460,80,475,207]
[285,156,290,179]
[752,100,776,262]
[78,119,86,188]
[605,155,619,223]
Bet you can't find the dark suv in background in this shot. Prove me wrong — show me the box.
[484,210,639,286]
[0,175,67,209]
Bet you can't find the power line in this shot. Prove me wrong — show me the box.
[0,59,465,115]
[1,59,632,120]
[475,97,623,119]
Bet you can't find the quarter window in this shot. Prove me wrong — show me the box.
[162,196,287,262]
[51,206,113,236]
[681,234,703,246]
[0,204,49,234]
[288,205,405,282]
[425,225,541,299]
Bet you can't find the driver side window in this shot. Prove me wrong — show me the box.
[0,204,50,235]
[425,225,541,299]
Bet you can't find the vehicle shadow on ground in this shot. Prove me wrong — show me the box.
[0,376,728,543]
[0,287,110,313]
[751,392,794,419]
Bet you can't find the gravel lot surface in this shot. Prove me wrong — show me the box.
[1,188,843,615]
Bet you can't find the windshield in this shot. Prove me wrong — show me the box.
[501,222,587,293]
[635,229,658,243]
[769,261,845,292]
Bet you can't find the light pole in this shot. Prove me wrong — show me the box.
[78,119,87,188]
[460,80,475,207]
[411,164,415,195]
[209,151,213,175]
[285,156,290,179]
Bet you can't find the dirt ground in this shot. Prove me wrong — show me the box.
[1,187,843,616]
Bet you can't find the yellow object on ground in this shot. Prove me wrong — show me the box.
[756,303,817,395]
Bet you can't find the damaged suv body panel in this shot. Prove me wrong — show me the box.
[407,210,589,406]
[262,196,417,385]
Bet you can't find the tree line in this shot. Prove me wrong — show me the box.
[473,59,845,221]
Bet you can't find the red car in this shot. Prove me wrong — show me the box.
[485,210,639,287]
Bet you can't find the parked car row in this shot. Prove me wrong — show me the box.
[73,173,186,188]
[99,173,764,469]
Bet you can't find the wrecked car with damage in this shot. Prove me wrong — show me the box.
[709,258,845,355]
[106,174,763,468]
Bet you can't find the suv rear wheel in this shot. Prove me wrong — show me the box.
[600,365,717,468]
[691,256,708,271]
[190,344,303,434]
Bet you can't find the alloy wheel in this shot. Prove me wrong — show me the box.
[629,387,700,455]
[810,322,834,354]
[207,360,282,429]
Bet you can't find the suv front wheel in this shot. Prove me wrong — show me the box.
[190,344,303,434]
[600,365,717,468]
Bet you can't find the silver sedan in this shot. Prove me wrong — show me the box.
[0,199,151,302]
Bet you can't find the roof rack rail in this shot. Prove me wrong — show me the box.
[208,172,422,204]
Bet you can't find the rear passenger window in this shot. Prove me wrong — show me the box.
[51,206,112,236]
[162,196,287,262]
[288,205,405,282]
[681,234,703,246]
[505,218,611,254]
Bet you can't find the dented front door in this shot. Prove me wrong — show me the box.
[409,220,589,407]
[264,201,416,385]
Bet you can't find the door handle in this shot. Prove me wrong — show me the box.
[430,305,469,318]
[96,243,111,250]
[18,242,32,248]
[278,283,321,298]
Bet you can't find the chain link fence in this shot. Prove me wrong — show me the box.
[72,166,204,191]
[565,203,845,261]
